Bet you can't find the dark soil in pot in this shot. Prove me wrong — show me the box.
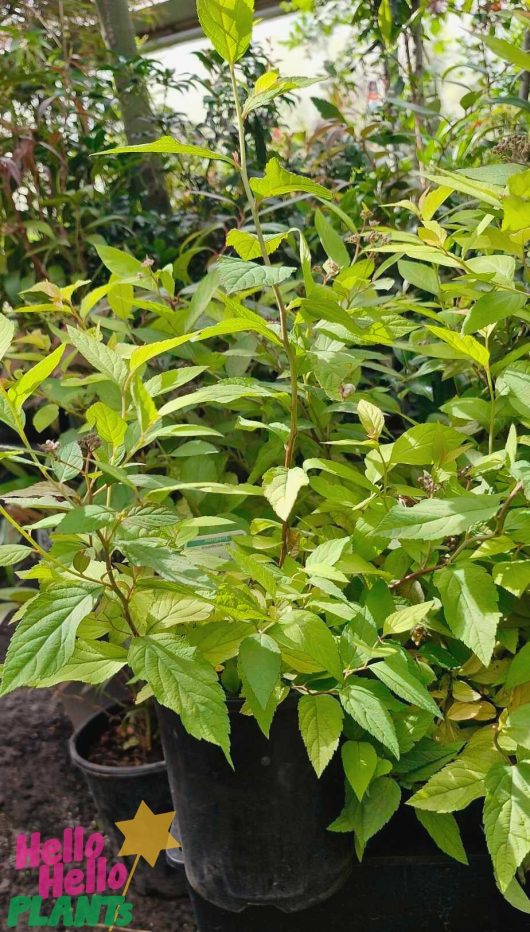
[70,703,187,899]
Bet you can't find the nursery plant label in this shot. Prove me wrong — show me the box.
[6,801,179,928]
[185,529,245,559]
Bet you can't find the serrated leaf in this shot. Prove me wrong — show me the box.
[86,401,127,447]
[298,694,343,777]
[342,740,378,800]
[238,633,281,709]
[58,505,114,535]
[226,228,289,260]
[242,73,319,118]
[39,640,127,686]
[102,135,232,163]
[214,256,295,294]
[383,601,436,635]
[372,654,440,715]
[435,563,500,666]
[463,291,527,335]
[493,561,530,598]
[426,326,489,368]
[484,761,530,892]
[197,0,254,64]
[378,494,502,541]
[357,399,385,440]
[250,157,331,201]
[0,544,33,566]
[416,810,468,864]
[129,633,231,760]
[329,777,401,858]
[408,726,502,812]
[340,677,400,758]
[188,620,254,664]
[52,440,83,482]
[0,584,101,694]
[67,326,127,385]
[270,612,343,681]
[262,466,309,521]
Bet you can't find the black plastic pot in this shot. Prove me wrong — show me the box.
[157,696,353,912]
[69,705,186,898]
[167,804,530,932]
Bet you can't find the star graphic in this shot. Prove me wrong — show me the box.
[115,801,181,867]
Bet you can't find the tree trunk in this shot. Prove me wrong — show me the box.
[94,0,171,214]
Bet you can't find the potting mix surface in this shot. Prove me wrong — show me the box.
[0,630,197,931]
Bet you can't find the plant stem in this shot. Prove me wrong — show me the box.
[96,531,139,637]
[229,63,298,564]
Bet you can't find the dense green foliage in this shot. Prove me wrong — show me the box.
[2,0,530,913]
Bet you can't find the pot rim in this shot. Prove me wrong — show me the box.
[69,704,166,778]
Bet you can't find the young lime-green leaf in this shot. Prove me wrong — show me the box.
[0,583,101,694]
[130,318,272,373]
[250,157,331,201]
[484,761,530,893]
[0,313,15,362]
[188,620,254,665]
[129,633,231,760]
[340,677,400,758]
[427,326,489,368]
[8,344,65,409]
[94,244,147,278]
[372,654,440,716]
[270,612,343,681]
[262,466,309,521]
[342,740,378,800]
[383,601,436,636]
[504,705,530,749]
[408,726,502,812]
[483,35,530,72]
[493,561,530,598]
[238,632,281,709]
[226,229,289,260]
[33,403,59,433]
[197,0,254,64]
[39,640,127,687]
[215,256,295,294]
[435,563,500,666]
[101,135,233,164]
[0,544,34,566]
[0,386,21,433]
[298,694,343,777]
[329,776,401,858]
[66,326,127,385]
[242,73,320,118]
[357,399,385,441]
[378,494,502,541]
[131,375,158,432]
[86,402,127,448]
[416,811,468,864]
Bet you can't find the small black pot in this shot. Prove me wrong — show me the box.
[69,705,186,898]
[157,695,353,913]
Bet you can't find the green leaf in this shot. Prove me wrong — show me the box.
[197,0,254,63]
[0,313,15,362]
[33,403,59,433]
[505,705,530,749]
[463,291,528,335]
[262,466,309,521]
[214,257,295,294]
[188,620,254,665]
[57,505,114,535]
[342,740,378,800]
[398,260,440,296]
[0,584,101,694]
[383,601,436,635]
[484,761,530,893]
[483,35,530,72]
[340,677,400,758]
[378,494,502,541]
[129,633,231,760]
[52,440,83,482]
[493,561,530,598]
[506,643,530,689]
[0,544,33,566]
[371,654,440,715]
[238,633,281,709]
[226,229,288,260]
[389,423,465,467]
[8,344,65,409]
[242,72,320,118]
[94,244,146,278]
[315,209,350,268]
[298,694,343,777]
[408,726,502,812]
[416,811,468,864]
[0,386,21,432]
[435,563,500,666]
[270,612,343,681]
[86,402,127,448]
[250,157,331,201]
[427,326,489,368]
[378,0,393,45]
[102,135,232,164]
[329,777,401,858]
[66,326,127,385]
[39,640,127,686]
[357,399,385,441]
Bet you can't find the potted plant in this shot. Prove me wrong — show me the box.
[1,0,530,920]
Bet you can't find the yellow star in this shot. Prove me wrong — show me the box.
[115,801,180,867]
